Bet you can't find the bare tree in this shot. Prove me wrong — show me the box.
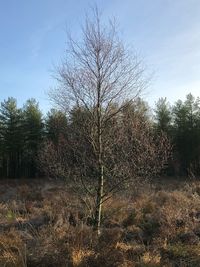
[49,8,151,234]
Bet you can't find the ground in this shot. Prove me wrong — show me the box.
[0,177,200,266]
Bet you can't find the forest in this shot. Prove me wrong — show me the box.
[0,93,200,179]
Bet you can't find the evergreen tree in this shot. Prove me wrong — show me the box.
[22,98,44,177]
[154,97,172,134]
[0,97,23,178]
[45,109,68,144]
[173,94,200,174]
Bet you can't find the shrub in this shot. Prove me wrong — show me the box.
[122,209,137,228]
[160,244,200,266]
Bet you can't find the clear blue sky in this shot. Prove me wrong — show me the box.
[0,0,200,112]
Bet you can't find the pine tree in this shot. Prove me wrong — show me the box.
[0,97,23,178]
[154,97,172,134]
[22,98,44,178]
[173,94,200,174]
[45,109,68,144]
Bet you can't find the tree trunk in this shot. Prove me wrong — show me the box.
[94,153,104,234]
[94,100,104,234]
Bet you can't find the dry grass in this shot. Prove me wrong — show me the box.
[0,230,27,267]
[0,178,200,266]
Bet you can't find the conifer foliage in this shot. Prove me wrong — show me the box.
[0,98,44,178]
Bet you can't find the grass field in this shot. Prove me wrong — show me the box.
[0,177,200,266]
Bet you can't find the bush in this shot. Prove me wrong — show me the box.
[122,209,137,228]
[160,244,200,266]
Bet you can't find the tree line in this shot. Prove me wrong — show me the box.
[0,97,43,178]
[1,93,200,179]
[155,93,200,176]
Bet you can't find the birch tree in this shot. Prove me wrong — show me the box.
[50,8,149,233]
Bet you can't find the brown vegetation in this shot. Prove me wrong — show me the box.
[1,178,200,266]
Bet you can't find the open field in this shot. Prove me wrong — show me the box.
[1,177,200,266]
